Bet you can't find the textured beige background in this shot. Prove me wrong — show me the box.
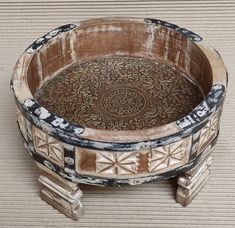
[0,1,235,227]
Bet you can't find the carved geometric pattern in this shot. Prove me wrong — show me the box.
[148,138,190,173]
[74,138,192,177]
[198,114,218,153]
[16,107,32,142]
[96,151,138,175]
[32,126,64,167]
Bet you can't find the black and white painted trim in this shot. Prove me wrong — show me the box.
[144,18,203,42]
[13,82,225,152]
[25,23,77,54]
[176,84,225,130]
[63,144,76,174]
[22,98,85,137]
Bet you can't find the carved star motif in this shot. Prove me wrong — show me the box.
[198,114,218,152]
[149,139,189,173]
[33,127,63,167]
[96,151,138,175]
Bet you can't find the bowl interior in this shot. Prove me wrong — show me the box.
[27,18,213,131]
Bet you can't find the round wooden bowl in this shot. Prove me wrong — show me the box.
[11,17,227,220]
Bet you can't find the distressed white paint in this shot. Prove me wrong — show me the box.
[51,117,70,129]
[24,99,35,107]
[85,25,123,33]
[35,107,51,119]
[135,141,151,150]
[145,23,156,52]
[74,127,84,135]
[69,30,77,62]
[163,29,170,61]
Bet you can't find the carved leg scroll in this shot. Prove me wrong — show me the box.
[176,155,212,207]
[36,162,83,220]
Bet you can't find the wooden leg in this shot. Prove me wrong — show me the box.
[36,162,84,220]
[176,155,212,207]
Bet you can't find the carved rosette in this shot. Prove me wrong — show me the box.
[96,151,138,175]
[148,138,191,173]
[197,113,219,154]
[32,126,64,167]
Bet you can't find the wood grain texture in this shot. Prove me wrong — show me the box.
[0,0,235,227]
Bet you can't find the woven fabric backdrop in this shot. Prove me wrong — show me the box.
[0,0,235,227]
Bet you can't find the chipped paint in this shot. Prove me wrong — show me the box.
[135,141,151,150]
[22,98,85,138]
[51,117,70,129]
[146,23,156,51]
[145,18,202,42]
[24,99,35,107]
[163,29,170,61]
[69,30,78,62]
[177,85,225,130]
[85,25,123,33]
[26,24,77,54]
[34,107,51,119]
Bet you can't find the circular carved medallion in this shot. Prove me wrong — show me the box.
[98,86,149,118]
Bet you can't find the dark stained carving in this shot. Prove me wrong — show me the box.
[36,56,203,130]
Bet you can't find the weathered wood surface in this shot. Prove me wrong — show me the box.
[0,0,235,227]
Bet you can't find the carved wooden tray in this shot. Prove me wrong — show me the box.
[11,17,227,220]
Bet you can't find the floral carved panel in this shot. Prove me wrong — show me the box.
[75,137,191,178]
[148,137,191,173]
[198,113,219,154]
[32,126,64,167]
[96,151,138,175]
